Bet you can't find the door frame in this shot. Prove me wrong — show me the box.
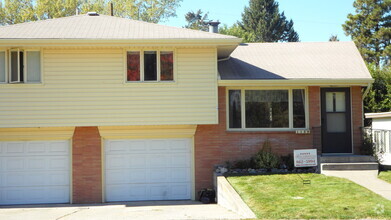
[320,87,353,154]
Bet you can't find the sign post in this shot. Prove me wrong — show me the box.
[293,149,318,184]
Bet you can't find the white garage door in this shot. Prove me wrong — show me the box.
[105,138,192,202]
[0,140,70,205]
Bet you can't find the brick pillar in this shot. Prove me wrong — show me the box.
[351,86,363,154]
[72,126,102,203]
[308,86,321,153]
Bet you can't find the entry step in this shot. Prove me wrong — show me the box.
[321,162,378,171]
[320,155,377,163]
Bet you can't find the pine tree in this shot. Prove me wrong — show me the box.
[343,0,391,66]
[184,9,209,31]
[239,0,299,42]
[0,0,36,25]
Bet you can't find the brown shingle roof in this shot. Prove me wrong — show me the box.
[219,42,372,80]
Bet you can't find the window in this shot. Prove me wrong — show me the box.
[228,88,307,130]
[0,49,41,84]
[127,50,174,82]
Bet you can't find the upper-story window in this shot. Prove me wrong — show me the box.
[0,49,41,84]
[127,50,174,82]
[228,88,307,130]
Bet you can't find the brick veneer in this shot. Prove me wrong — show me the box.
[72,126,102,203]
[194,86,363,192]
[351,86,363,154]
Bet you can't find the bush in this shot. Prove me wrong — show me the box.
[254,140,280,170]
[280,154,294,170]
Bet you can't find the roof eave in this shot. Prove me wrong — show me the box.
[0,38,242,46]
[218,78,374,87]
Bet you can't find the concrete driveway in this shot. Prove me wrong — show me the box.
[0,201,243,220]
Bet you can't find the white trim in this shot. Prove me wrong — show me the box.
[219,79,373,87]
[226,87,309,131]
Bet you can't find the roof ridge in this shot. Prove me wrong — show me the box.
[97,14,237,38]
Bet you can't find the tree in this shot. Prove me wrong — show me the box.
[329,35,339,42]
[364,65,391,113]
[219,24,256,42]
[343,0,391,66]
[239,0,299,42]
[0,0,36,25]
[0,0,182,25]
[184,9,209,31]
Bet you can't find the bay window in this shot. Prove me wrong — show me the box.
[228,88,308,130]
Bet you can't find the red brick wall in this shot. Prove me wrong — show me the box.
[72,126,102,204]
[351,86,363,154]
[195,86,320,191]
[194,86,364,191]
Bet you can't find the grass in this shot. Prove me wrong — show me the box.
[227,174,391,219]
[379,170,391,184]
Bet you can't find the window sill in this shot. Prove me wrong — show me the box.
[0,83,44,87]
[123,81,178,86]
[226,128,310,134]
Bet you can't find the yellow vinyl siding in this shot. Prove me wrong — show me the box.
[0,47,218,127]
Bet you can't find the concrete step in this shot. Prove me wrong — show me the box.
[321,162,378,171]
[320,155,377,163]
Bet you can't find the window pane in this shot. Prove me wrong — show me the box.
[144,51,157,81]
[0,52,5,82]
[160,51,173,81]
[10,51,19,82]
[326,92,346,112]
[245,90,289,128]
[229,90,242,128]
[327,113,346,132]
[26,51,41,83]
[127,51,140,81]
[293,89,306,128]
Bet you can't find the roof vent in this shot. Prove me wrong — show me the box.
[87,12,99,16]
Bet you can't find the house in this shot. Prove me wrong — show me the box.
[365,112,391,165]
[0,13,373,205]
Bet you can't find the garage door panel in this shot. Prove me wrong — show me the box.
[0,140,70,205]
[106,155,128,168]
[129,155,146,168]
[106,170,128,184]
[169,184,190,200]
[169,140,190,152]
[149,140,169,152]
[129,169,146,183]
[105,138,192,202]
[148,155,169,167]
[170,168,191,182]
[171,154,191,167]
[148,168,169,183]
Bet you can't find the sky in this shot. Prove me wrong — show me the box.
[161,0,356,42]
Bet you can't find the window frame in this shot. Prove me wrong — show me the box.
[1,48,42,85]
[0,50,7,84]
[124,48,176,83]
[226,87,309,131]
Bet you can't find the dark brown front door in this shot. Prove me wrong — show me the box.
[321,88,352,154]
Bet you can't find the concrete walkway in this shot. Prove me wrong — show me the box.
[323,170,391,200]
[0,201,243,220]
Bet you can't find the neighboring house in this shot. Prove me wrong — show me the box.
[365,112,391,165]
[0,13,373,205]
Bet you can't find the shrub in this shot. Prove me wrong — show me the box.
[280,154,294,170]
[254,140,280,170]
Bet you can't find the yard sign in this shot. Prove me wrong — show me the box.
[294,149,317,167]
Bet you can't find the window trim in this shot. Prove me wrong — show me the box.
[0,50,7,84]
[124,48,176,84]
[1,48,42,85]
[226,87,309,131]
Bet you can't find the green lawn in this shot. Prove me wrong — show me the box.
[379,171,391,184]
[227,174,391,219]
